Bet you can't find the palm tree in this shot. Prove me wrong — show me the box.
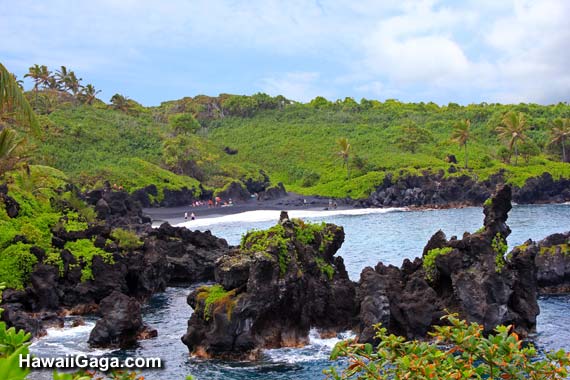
[80,84,100,105]
[45,75,60,90]
[1,63,39,134]
[497,111,528,165]
[550,118,570,163]
[24,64,42,106]
[110,93,131,112]
[37,65,52,90]
[65,71,82,97]
[54,65,69,87]
[337,137,351,179]
[451,119,471,169]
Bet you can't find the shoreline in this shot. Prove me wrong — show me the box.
[143,193,570,226]
[143,193,352,225]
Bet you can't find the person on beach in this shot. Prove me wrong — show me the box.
[184,212,188,220]
[191,212,196,220]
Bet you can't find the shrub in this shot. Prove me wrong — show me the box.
[326,313,570,380]
[111,228,143,251]
[492,233,508,273]
[240,224,290,275]
[0,243,37,290]
[64,239,114,281]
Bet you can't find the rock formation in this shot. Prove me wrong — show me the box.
[362,171,570,208]
[356,184,540,341]
[88,291,155,348]
[181,212,358,359]
[1,188,230,343]
[513,231,570,294]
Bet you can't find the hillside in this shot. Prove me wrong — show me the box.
[25,92,570,201]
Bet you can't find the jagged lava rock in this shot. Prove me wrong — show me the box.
[513,232,570,294]
[357,184,539,341]
[181,212,358,359]
[88,291,149,348]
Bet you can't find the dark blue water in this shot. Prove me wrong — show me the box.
[30,204,570,380]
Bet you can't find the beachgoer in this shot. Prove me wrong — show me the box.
[333,202,337,209]
[191,212,196,220]
[184,212,188,220]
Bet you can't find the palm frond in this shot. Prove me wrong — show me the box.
[0,63,39,134]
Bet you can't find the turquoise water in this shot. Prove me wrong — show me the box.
[30,204,570,380]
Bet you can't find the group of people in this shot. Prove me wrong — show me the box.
[190,197,234,208]
[184,196,236,220]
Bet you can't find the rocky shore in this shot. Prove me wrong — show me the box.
[1,178,569,355]
[181,185,547,358]
[181,211,358,359]
[360,170,570,208]
[1,187,230,346]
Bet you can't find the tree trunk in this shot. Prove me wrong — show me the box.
[563,141,567,163]
[514,142,519,166]
[464,142,468,169]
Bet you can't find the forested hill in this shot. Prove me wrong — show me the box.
[13,65,570,200]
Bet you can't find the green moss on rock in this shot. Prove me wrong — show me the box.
[196,284,237,321]
[423,247,453,281]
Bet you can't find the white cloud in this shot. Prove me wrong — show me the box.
[1,0,569,104]
[261,72,331,102]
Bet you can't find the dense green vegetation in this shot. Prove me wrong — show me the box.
[4,63,569,202]
[327,313,570,380]
[208,101,570,198]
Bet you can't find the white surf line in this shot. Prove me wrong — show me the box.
[175,207,407,228]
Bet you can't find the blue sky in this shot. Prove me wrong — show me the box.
[1,0,569,106]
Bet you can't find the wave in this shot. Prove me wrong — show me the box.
[175,207,406,228]
[263,329,355,364]
[30,320,112,357]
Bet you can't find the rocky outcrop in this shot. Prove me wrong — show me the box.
[0,183,20,218]
[357,185,540,341]
[244,170,270,194]
[181,212,358,359]
[150,222,229,283]
[362,170,570,208]
[88,291,155,348]
[256,182,287,201]
[1,189,230,338]
[511,232,570,294]
[217,181,252,202]
[515,173,570,204]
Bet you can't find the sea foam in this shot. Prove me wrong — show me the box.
[175,207,405,229]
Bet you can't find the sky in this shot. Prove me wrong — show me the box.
[1,0,569,106]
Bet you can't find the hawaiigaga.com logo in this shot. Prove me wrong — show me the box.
[20,354,162,372]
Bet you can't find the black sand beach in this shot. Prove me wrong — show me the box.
[143,193,350,225]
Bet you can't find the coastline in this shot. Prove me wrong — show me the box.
[143,193,354,226]
[143,193,570,227]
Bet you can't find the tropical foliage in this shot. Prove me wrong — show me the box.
[497,111,528,165]
[326,313,570,380]
[550,118,570,162]
[451,119,471,168]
